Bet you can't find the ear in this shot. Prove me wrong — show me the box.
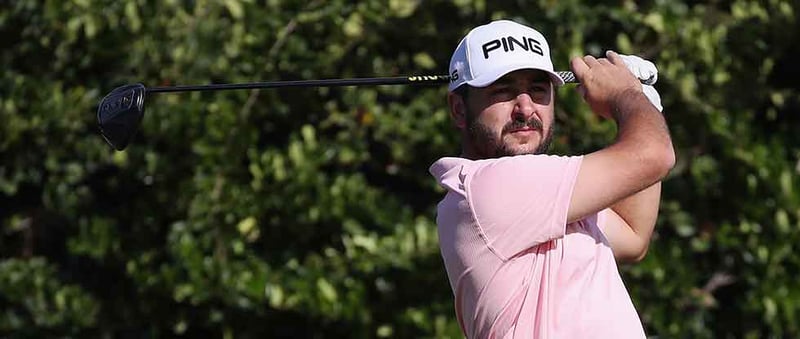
[447,92,468,129]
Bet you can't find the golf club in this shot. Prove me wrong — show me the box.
[97,71,654,151]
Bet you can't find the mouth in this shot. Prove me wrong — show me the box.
[504,116,544,136]
[508,127,540,134]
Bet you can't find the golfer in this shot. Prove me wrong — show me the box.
[430,20,675,338]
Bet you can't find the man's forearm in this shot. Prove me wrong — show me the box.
[610,182,662,250]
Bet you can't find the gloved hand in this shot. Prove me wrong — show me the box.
[641,84,662,112]
[617,53,657,85]
[614,52,662,112]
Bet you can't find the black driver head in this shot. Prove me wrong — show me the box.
[97,84,146,151]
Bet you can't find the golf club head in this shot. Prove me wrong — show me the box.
[97,84,146,151]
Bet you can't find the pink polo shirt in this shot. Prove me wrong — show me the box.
[430,155,646,339]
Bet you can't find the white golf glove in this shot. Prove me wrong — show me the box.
[641,85,662,112]
[613,52,662,112]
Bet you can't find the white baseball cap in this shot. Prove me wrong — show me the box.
[448,20,564,92]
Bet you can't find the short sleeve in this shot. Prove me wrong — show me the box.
[595,208,612,236]
[462,154,583,260]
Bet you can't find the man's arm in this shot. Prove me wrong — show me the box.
[592,53,666,262]
[566,51,675,224]
[601,183,661,262]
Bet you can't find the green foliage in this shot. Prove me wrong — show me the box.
[2,0,799,337]
[0,258,99,334]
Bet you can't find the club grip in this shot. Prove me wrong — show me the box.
[556,71,656,85]
[556,71,577,84]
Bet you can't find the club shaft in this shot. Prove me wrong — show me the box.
[146,75,450,93]
[144,72,581,94]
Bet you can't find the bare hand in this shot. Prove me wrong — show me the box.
[571,51,643,119]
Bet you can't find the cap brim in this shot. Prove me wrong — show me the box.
[465,63,566,88]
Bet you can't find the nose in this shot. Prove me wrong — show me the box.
[512,92,536,122]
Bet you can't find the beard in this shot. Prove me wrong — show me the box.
[466,109,554,158]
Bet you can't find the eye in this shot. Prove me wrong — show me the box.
[492,86,511,94]
[490,86,515,99]
[530,84,548,92]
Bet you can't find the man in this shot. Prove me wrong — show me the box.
[429,20,675,338]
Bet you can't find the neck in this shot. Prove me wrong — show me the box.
[460,132,481,160]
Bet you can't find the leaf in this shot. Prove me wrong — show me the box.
[316,278,338,303]
[224,0,245,19]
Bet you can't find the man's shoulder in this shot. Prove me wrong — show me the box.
[430,154,583,182]
[429,156,471,178]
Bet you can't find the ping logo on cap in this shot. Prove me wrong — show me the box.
[450,70,459,82]
[447,20,564,91]
[482,36,544,59]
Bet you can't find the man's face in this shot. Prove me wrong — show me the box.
[453,69,555,158]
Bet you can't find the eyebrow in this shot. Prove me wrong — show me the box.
[493,73,550,86]
[492,77,515,86]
